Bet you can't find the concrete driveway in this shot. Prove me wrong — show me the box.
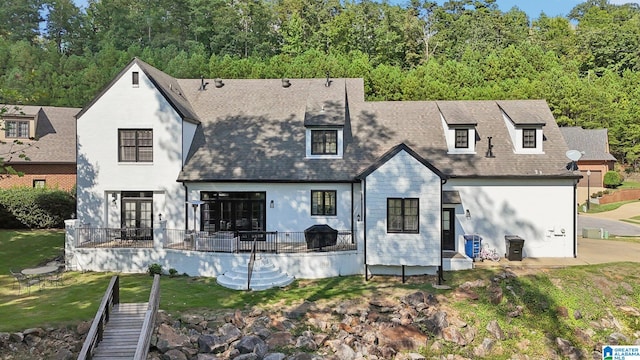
[579,202,640,236]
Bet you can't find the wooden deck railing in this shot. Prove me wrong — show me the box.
[133,274,160,360]
[77,275,120,360]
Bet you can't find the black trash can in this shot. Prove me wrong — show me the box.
[505,235,525,261]
[304,224,338,250]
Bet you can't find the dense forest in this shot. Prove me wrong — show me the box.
[2,0,640,168]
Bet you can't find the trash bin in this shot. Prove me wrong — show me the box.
[463,234,482,259]
[505,235,525,261]
[304,224,338,250]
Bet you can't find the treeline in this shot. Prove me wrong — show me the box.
[2,0,640,167]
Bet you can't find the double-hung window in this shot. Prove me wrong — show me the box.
[455,129,468,148]
[522,129,536,148]
[311,190,336,216]
[119,129,153,162]
[311,130,337,155]
[387,198,419,233]
[5,121,29,139]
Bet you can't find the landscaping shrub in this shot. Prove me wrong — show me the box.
[604,171,623,188]
[0,187,75,229]
[148,263,163,276]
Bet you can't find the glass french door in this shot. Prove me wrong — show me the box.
[201,192,265,233]
[121,191,153,239]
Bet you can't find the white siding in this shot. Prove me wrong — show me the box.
[76,63,187,229]
[187,182,361,231]
[364,150,442,267]
[448,178,576,258]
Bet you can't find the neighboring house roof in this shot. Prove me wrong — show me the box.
[559,127,616,162]
[0,105,78,164]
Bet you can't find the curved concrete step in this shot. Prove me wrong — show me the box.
[217,258,294,291]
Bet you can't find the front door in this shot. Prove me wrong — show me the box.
[442,208,455,251]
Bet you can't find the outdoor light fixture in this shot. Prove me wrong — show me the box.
[270,200,274,208]
[111,193,117,205]
[586,170,592,211]
[465,209,471,219]
[158,213,162,221]
[357,214,361,222]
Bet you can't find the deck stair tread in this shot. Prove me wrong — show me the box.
[91,302,149,359]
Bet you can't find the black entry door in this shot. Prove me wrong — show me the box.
[442,208,455,251]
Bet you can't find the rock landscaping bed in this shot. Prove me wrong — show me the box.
[1,269,639,359]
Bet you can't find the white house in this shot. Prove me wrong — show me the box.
[67,58,580,282]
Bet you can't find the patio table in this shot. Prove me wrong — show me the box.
[22,265,59,276]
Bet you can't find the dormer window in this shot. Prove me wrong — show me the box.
[5,120,29,139]
[455,129,469,149]
[306,128,343,158]
[523,129,536,148]
[311,130,337,155]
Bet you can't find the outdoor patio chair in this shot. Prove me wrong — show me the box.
[47,267,64,286]
[10,269,38,295]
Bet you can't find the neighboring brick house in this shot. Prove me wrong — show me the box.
[0,105,78,191]
[560,127,617,188]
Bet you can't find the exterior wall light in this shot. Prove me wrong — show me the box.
[465,209,471,219]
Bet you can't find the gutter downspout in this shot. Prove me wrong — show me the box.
[439,178,447,285]
[182,182,189,231]
[362,178,368,281]
[573,179,578,258]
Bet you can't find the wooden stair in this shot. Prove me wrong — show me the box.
[91,302,148,359]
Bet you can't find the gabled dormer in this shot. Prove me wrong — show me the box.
[437,102,478,154]
[304,77,346,159]
[497,101,546,154]
[1,107,37,142]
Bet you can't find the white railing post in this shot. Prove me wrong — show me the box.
[64,219,81,271]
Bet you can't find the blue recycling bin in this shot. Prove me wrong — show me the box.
[463,234,482,259]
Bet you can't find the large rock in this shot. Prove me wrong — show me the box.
[197,334,227,354]
[378,324,429,351]
[235,335,268,356]
[155,323,191,353]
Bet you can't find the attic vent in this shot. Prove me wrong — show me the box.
[486,136,495,158]
[200,77,209,91]
[214,79,224,88]
[282,79,291,88]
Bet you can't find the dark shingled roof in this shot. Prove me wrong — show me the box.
[497,100,548,125]
[559,127,617,161]
[0,105,78,164]
[94,60,575,182]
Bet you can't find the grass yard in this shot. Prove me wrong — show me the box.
[1,230,640,360]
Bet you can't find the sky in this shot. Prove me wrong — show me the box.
[70,0,640,20]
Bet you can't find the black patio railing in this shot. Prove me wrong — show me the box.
[75,227,154,248]
[164,229,355,254]
[75,227,356,254]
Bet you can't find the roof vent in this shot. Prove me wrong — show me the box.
[325,72,331,87]
[214,79,224,88]
[200,77,209,91]
[486,136,495,158]
[282,79,291,88]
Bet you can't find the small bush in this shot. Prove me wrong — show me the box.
[0,187,75,229]
[604,171,623,188]
[168,268,178,277]
[148,263,163,276]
